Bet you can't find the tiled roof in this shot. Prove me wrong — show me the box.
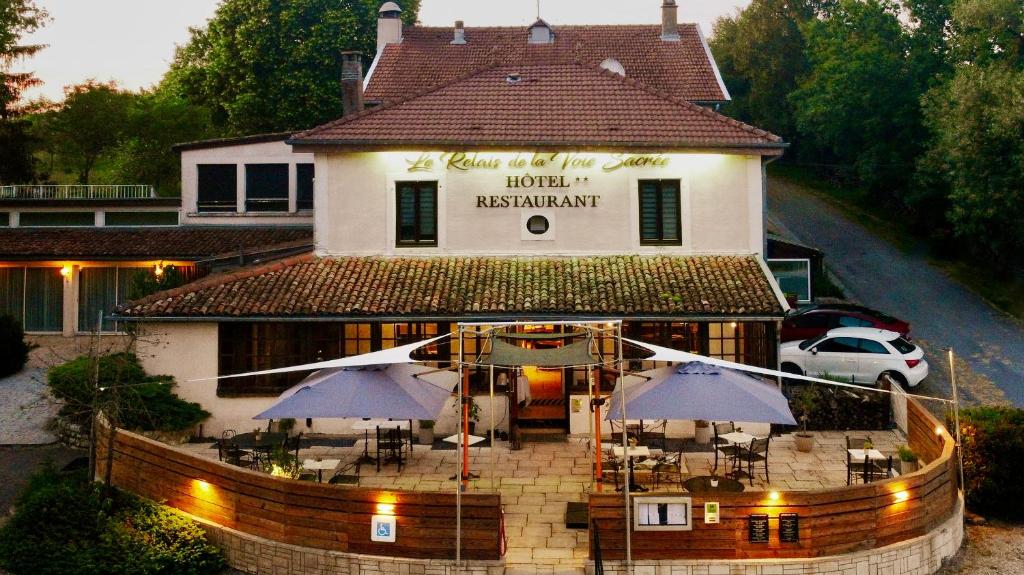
[0,226,313,260]
[116,254,785,318]
[365,24,729,104]
[291,65,781,151]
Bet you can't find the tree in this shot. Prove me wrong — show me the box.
[0,0,48,183]
[710,0,833,144]
[166,0,421,134]
[789,0,923,196]
[48,81,133,184]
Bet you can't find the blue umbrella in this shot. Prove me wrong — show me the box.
[606,361,797,425]
[254,363,458,421]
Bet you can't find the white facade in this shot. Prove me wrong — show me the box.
[314,151,765,257]
[179,140,316,226]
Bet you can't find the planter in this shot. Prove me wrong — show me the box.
[795,433,814,453]
[418,427,434,445]
[694,425,712,445]
[899,459,918,475]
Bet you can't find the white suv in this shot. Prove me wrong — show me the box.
[780,327,928,388]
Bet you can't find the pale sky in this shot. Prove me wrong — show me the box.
[17,0,750,102]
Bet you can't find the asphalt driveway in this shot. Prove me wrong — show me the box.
[768,176,1024,407]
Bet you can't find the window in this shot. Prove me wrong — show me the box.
[888,337,916,354]
[0,267,25,322]
[78,267,136,332]
[857,339,889,354]
[24,268,63,332]
[396,181,437,246]
[526,215,549,234]
[105,211,178,226]
[792,312,829,329]
[767,259,811,302]
[707,322,745,362]
[0,212,9,226]
[19,212,94,227]
[638,179,681,245]
[297,164,315,210]
[836,315,872,328]
[197,164,237,212]
[815,337,860,353]
[245,163,289,212]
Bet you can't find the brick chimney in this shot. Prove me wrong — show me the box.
[661,0,680,41]
[341,52,364,116]
[377,1,403,55]
[451,20,466,45]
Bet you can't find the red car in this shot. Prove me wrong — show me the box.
[781,304,911,343]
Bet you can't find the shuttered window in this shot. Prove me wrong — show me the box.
[396,181,438,246]
[245,163,289,212]
[197,164,237,212]
[638,179,681,245]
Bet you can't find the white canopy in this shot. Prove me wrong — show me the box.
[190,334,450,382]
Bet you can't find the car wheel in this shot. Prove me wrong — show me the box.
[781,363,803,386]
[879,371,910,389]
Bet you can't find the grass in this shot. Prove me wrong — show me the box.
[769,163,1024,322]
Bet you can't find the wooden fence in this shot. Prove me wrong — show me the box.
[589,396,958,560]
[96,429,503,560]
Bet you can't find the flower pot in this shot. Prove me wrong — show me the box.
[418,427,434,445]
[694,425,712,445]
[795,433,814,452]
[899,459,918,475]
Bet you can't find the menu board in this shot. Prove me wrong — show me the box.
[748,514,769,543]
[780,513,800,543]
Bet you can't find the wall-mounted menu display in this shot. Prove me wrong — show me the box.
[633,497,693,531]
[748,514,769,543]
[779,513,800,543]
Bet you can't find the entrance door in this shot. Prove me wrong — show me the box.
[510,326,569,432]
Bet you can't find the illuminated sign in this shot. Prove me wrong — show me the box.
[370,514,397,543]
[406,152,670,174]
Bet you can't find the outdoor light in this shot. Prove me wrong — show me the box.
[768,491,780,502]
[154,262,165,277]
[894,490,909,502]
[935,425,945,435]
[375,503,396,515]
[60,265,72,280]
[194,478,213,492]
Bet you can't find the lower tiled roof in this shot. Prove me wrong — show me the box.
[116,255,785,319]
[0,226,313,260]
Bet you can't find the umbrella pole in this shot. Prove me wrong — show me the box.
[456,326,463,573]
[617,322,632,568]
[463,368,470,490]
[490,364,495,492]
[594,367,603,492]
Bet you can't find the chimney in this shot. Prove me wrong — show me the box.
[451,20,466,45]
[341,52,364,116]
[661,0,680,41]
[377,1,403,55]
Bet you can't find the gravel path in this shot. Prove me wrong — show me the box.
[939,522,1024,575]
[768,176,1024,407]
[0,366,59,445]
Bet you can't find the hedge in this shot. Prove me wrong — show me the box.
[0,314,30,377]
[959,406,1024,520]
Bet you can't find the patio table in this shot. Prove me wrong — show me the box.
[683,475,745,493]
[847,448,886,461]
[719,431,757,446]
[302,458,341,483]
[613,446,650,493]
[230,432,286,450]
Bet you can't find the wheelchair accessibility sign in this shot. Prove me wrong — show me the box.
[371,515,397,543]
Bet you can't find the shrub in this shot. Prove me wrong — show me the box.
[959,406,1024,520]
[0,314,31,377]
[48,353,209,432]
[0,468,225,575]
[785,378,890,431]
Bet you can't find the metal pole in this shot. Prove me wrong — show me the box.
[587,363,594,491]
[456,324,463,574]
[948,349,966,505]
[617,321,631,568]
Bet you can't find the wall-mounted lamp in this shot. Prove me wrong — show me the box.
[60,265,72,280]
[768,491,780,502]
[935,425,945,436]
[154,262,165,277]
[375,503,396,515]
[894,490,909,503]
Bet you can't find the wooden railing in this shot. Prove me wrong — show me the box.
[589,396,958,560]
[96,429,502,560]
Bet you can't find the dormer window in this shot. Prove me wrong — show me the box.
[528,19,554,44]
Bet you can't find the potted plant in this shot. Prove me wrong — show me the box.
[253,427,262,442]
[793,386,817,452]
[897,445,917,474]
[418,420,435,445]
[694,420,712,445]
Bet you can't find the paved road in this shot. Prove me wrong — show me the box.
[768,177,1024,407]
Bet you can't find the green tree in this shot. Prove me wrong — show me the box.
[710,0,832,143]
[48,81,133,184]
[917,0,1024,267]
[166,0,420,134]
[0,0,47,183]
[789,0,923,195]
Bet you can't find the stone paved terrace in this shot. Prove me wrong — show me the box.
[180,429,904,571]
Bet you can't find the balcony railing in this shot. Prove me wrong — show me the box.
[0,185,157,200]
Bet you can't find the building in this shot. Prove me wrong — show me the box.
[115,0,790,436]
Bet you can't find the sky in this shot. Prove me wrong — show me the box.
[16,0,751,102]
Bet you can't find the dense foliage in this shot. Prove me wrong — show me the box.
[959,406,1024,519]
[127,264,187,300]
[166,0,421,133]
[786,382,891,431]
[0,468,225,575]
[0,0,47,183]
[47,353,209,432]
[713,0,1024,272]
[0,313,30,376]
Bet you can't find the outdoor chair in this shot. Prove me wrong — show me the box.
[218,430,253,468]
[737,436,771,486]
[846,436,874,485]
[712,421,738,473]
[283,433,304,475]
[329,461,362,485]
[652,446,686,490]
[642,420,668,451]
[376,427,406,472]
